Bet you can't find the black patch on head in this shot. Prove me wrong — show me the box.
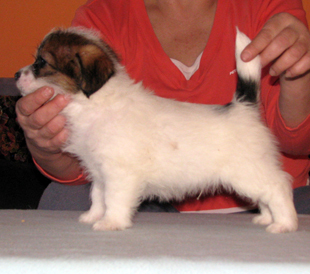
[235,75,258,104]
[33,56,48,76]
[74,45,116,98]
[37,29,118,97]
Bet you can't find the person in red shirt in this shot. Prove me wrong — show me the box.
[16,0,310,213]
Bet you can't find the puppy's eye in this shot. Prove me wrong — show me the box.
[33,57,47,76]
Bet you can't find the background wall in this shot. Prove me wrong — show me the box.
[304,0,310,26]
[0,0,86,77]
[0,0,309,78]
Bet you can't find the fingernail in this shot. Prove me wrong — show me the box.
[269,68,277,76]
[58,94,71,106]
[43,87,53,97]
[241,50,251,62]
[63,94,71,102]
[285,70,293,78]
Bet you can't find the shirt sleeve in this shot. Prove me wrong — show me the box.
[71,0,127,57]
[262,75,310,155]
[33,158,89,186]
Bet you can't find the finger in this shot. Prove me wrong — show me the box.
[285,52,310,78]
[25,122,69,153]
[27,126,69,154]
[260,27,299,69]
[41,128,70,153]
[54,128,70,148]
[241,24,282,62]
[24,112,67,142]
[269,35,309,76]
[27,94,70,130]
[241,13,292,62]
[16,87,54,117]
[39,114,67,140]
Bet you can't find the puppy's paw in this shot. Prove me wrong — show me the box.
[79,210,104,224]
[266,221,298,234]
[252,214,273,226]
[92,217,132,231]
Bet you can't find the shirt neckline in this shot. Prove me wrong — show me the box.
[171,52,203,80]
[135,0,226,84]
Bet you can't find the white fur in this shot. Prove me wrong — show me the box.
[16,29,298,233]
[235,28,261,82]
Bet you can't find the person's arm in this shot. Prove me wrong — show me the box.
[242,13,310,128]
[242,12,310,155]
[15,87,86,184]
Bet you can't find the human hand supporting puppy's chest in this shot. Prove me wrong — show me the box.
[15,86,81,181]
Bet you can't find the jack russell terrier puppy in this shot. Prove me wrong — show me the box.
[15,27,298,233]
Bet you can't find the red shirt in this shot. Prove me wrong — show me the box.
[38,0,310,212]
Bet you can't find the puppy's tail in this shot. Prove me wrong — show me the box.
[234,28,261,104]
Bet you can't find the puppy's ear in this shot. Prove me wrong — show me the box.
[75,44,115,97]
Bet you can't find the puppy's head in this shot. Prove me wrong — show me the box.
[15,27,118,98]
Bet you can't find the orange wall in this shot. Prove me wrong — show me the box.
[0,0,86,77]
[304,0,310,23]
[0,0,309,78]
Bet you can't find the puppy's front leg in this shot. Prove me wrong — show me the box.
[79,182,106,224]
[92,175,142,231]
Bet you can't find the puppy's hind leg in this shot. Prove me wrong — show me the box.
[79,181,106,224]
[262,173,298,233]
[228,166,297,233]
[251,170,298,233]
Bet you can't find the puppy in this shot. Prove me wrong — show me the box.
[16,27,298,233]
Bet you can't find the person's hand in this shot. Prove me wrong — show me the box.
[241,12,310,128]
[15,87,70,157]
[16,87,84,180]
[241,12,310,78]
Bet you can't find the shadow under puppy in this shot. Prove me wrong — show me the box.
[15,27,298,233]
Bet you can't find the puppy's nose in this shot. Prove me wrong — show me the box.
[14,71,21,81]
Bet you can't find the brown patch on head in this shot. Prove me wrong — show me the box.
[33,28,118,97]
